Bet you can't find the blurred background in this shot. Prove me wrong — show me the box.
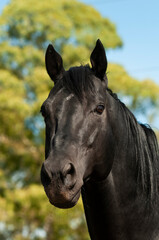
[0,0,159,239]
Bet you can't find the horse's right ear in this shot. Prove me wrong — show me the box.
[45,44,64,83]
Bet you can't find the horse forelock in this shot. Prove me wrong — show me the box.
[62,65,95,100]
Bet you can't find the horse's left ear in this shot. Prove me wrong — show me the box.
[45,44,65,84]
[90,39,108,80]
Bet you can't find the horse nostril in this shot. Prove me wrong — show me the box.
[63,163,75,177]
[62,163,76,189]
[41,163,51,187]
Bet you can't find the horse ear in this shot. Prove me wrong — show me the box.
[90,39,107,79]
[45,44,64,83]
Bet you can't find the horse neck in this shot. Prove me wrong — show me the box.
[104,91,159,205]
[82,92,159,240]
[82,93,129,239]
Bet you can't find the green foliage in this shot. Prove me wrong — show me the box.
[0,0,122,50]
[108,63,159,114]
[0,0,158,239]
[0,184,89,240]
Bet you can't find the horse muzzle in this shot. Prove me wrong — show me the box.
[40,161,83,208]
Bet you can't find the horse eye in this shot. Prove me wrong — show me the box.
[95,105,105,115]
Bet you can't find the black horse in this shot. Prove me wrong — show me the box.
[41,40,159,240]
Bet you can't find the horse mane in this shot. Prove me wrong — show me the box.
[108,88,159,205]
[62,65,159,205]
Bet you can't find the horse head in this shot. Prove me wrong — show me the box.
[40,40,115,208]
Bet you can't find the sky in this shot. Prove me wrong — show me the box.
[79,0,159,84]
[0,0,159,85]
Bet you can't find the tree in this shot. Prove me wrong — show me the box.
[0,0,158,239]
